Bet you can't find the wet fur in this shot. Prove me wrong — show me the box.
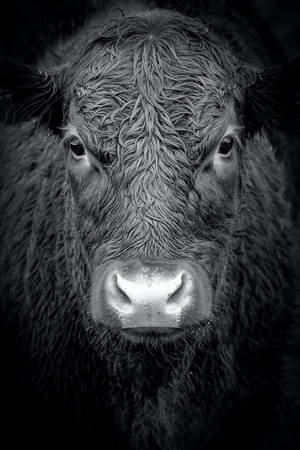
[0,5,298,450]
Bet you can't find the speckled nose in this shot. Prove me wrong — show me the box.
[90,261,212,332]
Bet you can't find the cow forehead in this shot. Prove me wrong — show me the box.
[70,45,238,130]
[70,10,242,99]
[66,11,245,150]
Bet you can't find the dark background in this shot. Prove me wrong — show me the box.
[0,0,299,63]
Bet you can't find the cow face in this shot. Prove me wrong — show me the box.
[61,12,246,335]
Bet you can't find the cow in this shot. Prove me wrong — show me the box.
[0,1,299,449]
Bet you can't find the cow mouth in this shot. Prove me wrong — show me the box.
[122,326,184,341]
[88,318,213,350]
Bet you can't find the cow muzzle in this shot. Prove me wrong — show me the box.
[90,260,212,336]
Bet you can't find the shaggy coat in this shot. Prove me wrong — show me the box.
[0,2,299,449]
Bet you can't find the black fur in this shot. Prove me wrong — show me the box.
[0,3,299,450]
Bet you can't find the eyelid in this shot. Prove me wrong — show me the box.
[63,134,84,147]
[69,136,82,145]
[221,128,242,146]
[200,129,240,158]
[63,134,110,165]
[220,134,242,152]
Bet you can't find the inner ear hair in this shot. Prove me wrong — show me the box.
[0,57,64,132]
[244,57,300,136]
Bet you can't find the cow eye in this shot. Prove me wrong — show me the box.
[218,136,234,157]
[68,138,86,159]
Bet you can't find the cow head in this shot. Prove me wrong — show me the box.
[1,10,298,341]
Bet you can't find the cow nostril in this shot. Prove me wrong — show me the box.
[167,273,186,305]
[115,274,131,305]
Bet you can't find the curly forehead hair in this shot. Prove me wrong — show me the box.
[65,9,253,162]
[70,9,251,91]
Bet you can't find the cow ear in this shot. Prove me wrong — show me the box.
[0,58,64,132]
[244,57,300,136]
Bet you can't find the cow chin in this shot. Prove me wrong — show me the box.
[89,259,213,342]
